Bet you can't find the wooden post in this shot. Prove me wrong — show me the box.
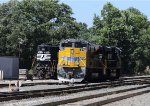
[0,70,3,80]
[9,81,12,92]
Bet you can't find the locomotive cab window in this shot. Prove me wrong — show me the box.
[61,42,73,47]
[75,42,87,48]
[37,45,50,53]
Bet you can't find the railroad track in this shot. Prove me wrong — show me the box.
[41,85,150,106]
[0,75,150,88]
[0,80,59,88]
[0,82,117,102]
[0,77,150,103]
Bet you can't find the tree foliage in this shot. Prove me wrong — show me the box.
[0,0,81,68]
[0,1,149,74]
[91,2,150,74]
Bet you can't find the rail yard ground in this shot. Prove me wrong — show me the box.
[103,92,150,106]
[0,75,150,106]
[0,76,150,106]
[0,84,150,106]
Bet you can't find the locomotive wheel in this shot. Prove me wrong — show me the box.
[37,70,45,79]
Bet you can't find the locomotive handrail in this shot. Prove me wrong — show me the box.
[79,57,86,66]
[59,58,65,66]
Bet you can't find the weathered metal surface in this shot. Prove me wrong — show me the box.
[0,70,3,80]
[0,57,19,80]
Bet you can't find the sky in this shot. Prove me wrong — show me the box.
[0,0,150,27]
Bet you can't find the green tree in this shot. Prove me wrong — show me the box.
[92,2,150,74]
[0,0,81,68]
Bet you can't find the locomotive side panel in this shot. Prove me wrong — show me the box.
[85,46,121,81]
[103,46,121,80]
[85,46,106,81]
[58,48,86,67]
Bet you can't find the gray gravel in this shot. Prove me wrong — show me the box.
[0,84,68,92]
[103,92,150,106]
[0,79,59,85]
[0,84,147,106]
[0,82,106,92]
[0,83,99,92]
[63,87,150,106]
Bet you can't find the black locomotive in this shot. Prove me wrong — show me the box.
[33,44,59,79]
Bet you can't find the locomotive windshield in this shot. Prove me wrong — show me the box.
[74,42,87,48]
[61,42,87,48]
[105,47,119,60]
[62,42,73,47]
[37,45,50,54]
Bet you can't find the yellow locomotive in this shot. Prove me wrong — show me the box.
[57,39,121,82]
[57,39,87,82]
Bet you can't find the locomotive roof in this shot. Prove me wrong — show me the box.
[60,39,90,44]
[102,46,121,52]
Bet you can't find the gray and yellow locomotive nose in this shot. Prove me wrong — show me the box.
[57,67,86,82]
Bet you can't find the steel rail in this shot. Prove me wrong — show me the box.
[0,78,150,102]
[38,85,150,106]
[1,75,150,88]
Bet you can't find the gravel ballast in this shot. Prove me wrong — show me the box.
[0,85,148,106]
[0,84,69,92]
[62,87,150,106]
[0,83,100,92]
[103,92,150,106]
